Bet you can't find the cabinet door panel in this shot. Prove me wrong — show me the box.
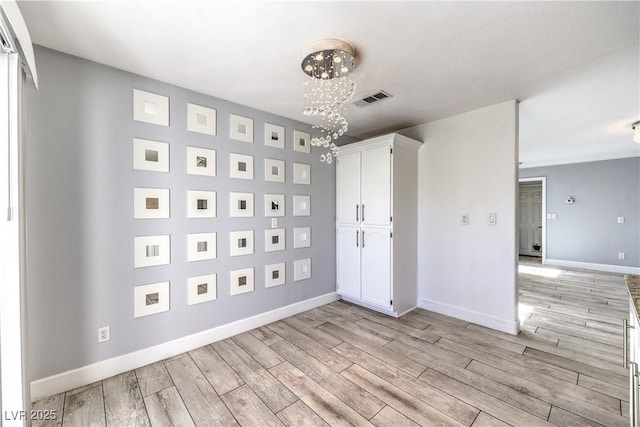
[337,152,361,224]
[337,226,361,299]
[361,146,391,226]
[361,227,391,308]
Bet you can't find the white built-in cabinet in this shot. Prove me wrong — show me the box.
[336,133,422,317]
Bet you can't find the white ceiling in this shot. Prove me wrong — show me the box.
[17,1,640,167]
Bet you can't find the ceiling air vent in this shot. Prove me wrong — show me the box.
[351,90,393,108]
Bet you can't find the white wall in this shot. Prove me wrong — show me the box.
[400,100,519,334]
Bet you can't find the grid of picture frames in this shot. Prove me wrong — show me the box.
[131,88,317,317]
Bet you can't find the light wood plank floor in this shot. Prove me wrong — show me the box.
[33,258,630,426]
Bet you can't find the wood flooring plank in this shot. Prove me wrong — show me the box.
[317,304,364,322]
[383,334,473,368]
[471,412,511,427]
[232,331,285,368]
[370,406,420,427]
[271,339,384,419]
[164,354,238,427]
[63,384,106,427]
[280,316,343,348]
[249,325,284,346]
[31,393,64,427]
[346,304,431,332]
[547,406,604,427]
[189,344,244,395]
[465,322,559,348]
[406,309,471,329]
[269,361,374,427]
[103,371,150,427]
[212,339,297,413]
[333,342,479,425]
[535,327,621,357]
[267,321,352,372]
[577,373,628,402]
[355,317,440,344]
[276,400,329,427]
[317,322,427,377]
[341,364,465,426]
[134,361,173,397]
[220,384,283,427]
[525,316,621,347]
[144,386,195,427]
[426,324,527,355]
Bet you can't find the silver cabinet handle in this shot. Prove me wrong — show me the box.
[625,318,635,367]
[356,205,359,222]
[362,231,365,248]
[356,230,359,247]
[632,362,638,427]
[362,204,365,222]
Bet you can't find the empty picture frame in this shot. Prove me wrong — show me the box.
[229,153,254,180]
[293,227,311,249]
[133,89,169,126]
[134,281,170,318]
[229,192,254,217]
[187,190,216,218]
[230,230,254,256]
[187,274,217,305]
[230,267,254,296]
[293,163,311,185]
[230,114,254,143]
[187,103,216,135]
[293,130,311,153]
[187,146,216,176]
[293,195,311,216]
[265,263,285,288]
[264,158,285,183]
[133,138,169,172]
[134,187,170,219]
[264,123,285,149]
[294,258,312,281]
[134,235,170,268]
[187,232,217,261]
[265,228,285,252]
[264,194,285,217]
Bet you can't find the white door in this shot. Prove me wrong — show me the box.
[336,151,361,225]
[337,226,361,299]
[361,227,391,308]
[519,182,543,257]
[361,146,391,226]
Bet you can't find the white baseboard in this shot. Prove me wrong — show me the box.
[31,292,339,400]
[418,298,519,335]
[545,258,640,275]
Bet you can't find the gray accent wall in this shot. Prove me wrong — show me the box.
[520,157,640,268]
[25,46,347,380]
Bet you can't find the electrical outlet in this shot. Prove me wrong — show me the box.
[98,326,110,343]
[461,214,469,225]
[618,217,625,224]
[619,252,626,260]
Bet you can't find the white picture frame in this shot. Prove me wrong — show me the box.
[229,153,254,180]
[187,190,217,218]
[134,281,170,318]
[187,232,217,262]
[293,163,311,185]
[187,146,216,176]
[293,227,311,249]
[264,123,285,149]
[293,195,311,216]
[133,138,169,172]
[134,188,170,219]
[229,192,254,218]
[264,194,285,217]
[265,228,285,252]
[187,274,217,305]
[230,268,254,296]
[230,114,254,143]
[265,263,286,288]
[230,230,254,257]
[187,103,216,135]
[294,258,312,281]
[264,158,285,183]
[134,235,171,268]
[293,130,311,153]
[133,89,169,126]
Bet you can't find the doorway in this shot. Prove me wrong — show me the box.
[518,177,546,263]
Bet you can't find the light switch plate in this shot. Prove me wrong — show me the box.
[487,213,496,225]
[461,214,469,225]
[618,217,625,224]
[271,218,278,228]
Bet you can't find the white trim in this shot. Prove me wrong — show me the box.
[518,176,546,263]
[339,133,422,155]
[31,292,339,400]
[545,259,640,275]
[418,298,519,335]
[339,295,409,318]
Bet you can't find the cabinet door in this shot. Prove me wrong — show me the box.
[361,146,391,226]
[336,226,361,299]
[361,227,391,308]
[336,151,361,224]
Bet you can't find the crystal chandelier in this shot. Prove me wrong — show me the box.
[301,39,356,163]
